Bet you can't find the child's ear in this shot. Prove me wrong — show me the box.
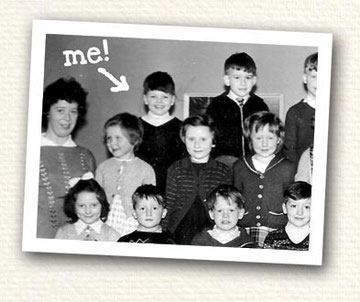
[161,208,168,219]
[223,75,230,86]
[238,208,245,220]
[251,76,257,86]
[282,203,287,214]
[303,74,308,84]
[209,210,215,221]
[143,94,149,105]
[170,95,175,106]
[132,210,138,220]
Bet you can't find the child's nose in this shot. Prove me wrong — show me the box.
[194,139,200,148]
[146,208,152,216]
[297,206,304,216]
[64,111,71,121]
[262,138,268,147]
[223,211,229,218]
[85,206,91,214]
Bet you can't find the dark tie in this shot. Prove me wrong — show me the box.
[236,98,245,156]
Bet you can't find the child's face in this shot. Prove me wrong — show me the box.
[303,68,317,99]
[209,197,244,232]
[224,68,257,98]
[184,125,214,163]
[105,125,134,160]
[283,197,311,228]
[75,191,102,225]
[47,100,79,141]
[251,124,280,160]
[133,197,167,232]
[144,90,175,117]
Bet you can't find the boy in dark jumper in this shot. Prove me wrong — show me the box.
[118,185,174,244]
[206,52,269,158]
[283,53,318,165]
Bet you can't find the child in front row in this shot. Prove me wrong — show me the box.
[191,184,256,248]
[118,184,174,244]
[96,113,156,237]
[161,114,232,245]
[233,111,295,247]
[264,181,311,250]
[55,174,120,241]
[136,71,185,194]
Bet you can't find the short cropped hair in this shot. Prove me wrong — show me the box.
[243,111,285,154]
[206,184,245,211]
[64,178,110,223]
[143,71,176,95]
[132,184,166,209]
[42,77,88,131]
[179,114,217,144]
[104,112,143,151]
[224,52,257,76]
[284,181,312,203]
[304,53,318,72]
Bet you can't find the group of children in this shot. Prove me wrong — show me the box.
[53,50,317,251]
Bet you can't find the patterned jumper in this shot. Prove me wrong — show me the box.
[38,146,96,239]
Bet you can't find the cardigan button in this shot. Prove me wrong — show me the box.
[257,194,263,199]
[256,222,261,227]
[260,175,264,179]
[259,184,264,189]
[256,206,261,210]
[256,215,261,219]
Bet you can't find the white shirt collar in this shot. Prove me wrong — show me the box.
[208,225,240,244]
[142,112,174,126]
[303,95,316,109]
[74,219,103,235]
[285,222,310,244]
[227,90,250,105]
[41,133,77,147]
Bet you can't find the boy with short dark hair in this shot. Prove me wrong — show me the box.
[263,181,311,250]
[191,184,256,248]
[283,53,318,165]
[206,52,269,158]
[118,184,174,244]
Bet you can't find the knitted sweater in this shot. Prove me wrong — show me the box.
[95,157,156,217]
[55,222,120,241]
[38,146,96,239]
[283,100,315,164]
[263,228,309,251]
[206,92,269,157]
[162,157,232,234]
[191,227,257,248]
[233,153,295,229]
[118,230,175,244]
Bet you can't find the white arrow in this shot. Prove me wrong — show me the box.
[97,67,129,92]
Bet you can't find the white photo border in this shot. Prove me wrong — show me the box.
[23,20,333,266]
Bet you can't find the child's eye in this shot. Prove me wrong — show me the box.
[290,204,296,208]
[246,76,253,80]
[153,207,158,210]
[305,205,311,210]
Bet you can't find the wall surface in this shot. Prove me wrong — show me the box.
[44,34,316,163]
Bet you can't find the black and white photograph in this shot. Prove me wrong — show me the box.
[22,20,332,265]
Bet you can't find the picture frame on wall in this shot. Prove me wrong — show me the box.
[22,20,332,266]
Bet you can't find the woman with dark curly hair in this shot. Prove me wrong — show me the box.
[38,77,96,239]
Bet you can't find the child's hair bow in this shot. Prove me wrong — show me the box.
[68,172,94,188]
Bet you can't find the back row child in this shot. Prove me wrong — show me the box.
[206,52,269,158]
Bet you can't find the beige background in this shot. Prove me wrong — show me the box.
[1,0,359,301]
